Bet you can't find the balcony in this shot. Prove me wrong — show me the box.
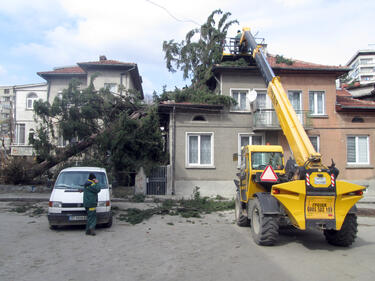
[253,109,312,130]
[11,145,34,156]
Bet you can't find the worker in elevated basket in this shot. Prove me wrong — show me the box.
[83,173,101,236]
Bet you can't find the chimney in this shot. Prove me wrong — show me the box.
[99,55,107,61]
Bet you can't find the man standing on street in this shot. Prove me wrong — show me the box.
[83,173,101,236]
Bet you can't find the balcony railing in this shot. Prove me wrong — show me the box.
[253,109,312,130]
[11,145,34,156]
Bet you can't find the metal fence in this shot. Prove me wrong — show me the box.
[146,166,167,195]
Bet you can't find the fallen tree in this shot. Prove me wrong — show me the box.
[22,77,166,183]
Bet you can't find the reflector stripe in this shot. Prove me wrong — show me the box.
[331,174,335,187]
[306,173,310,186]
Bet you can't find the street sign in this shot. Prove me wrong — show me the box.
[260,165,278,182]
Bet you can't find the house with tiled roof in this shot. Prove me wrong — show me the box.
[11,56,143,155]
[158,53,375,198]
[38,55,143,104]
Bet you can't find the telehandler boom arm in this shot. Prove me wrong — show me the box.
[240,28,321,167]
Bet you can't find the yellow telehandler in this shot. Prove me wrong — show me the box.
[231,28,364,246]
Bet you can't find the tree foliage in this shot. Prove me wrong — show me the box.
[32,77,166,182]
[161,9,238,105]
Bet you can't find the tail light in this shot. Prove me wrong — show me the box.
[272,188,280,195]
[106,200,111,206]
[345,190,364,196]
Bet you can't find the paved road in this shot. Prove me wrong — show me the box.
[0,201,374,281]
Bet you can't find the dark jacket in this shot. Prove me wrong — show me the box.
[83,179,101,208]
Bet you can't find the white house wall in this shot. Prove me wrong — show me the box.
[48,77,87,102]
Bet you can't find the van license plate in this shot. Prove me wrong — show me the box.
[306,196,334,219]
[69,216,87,221]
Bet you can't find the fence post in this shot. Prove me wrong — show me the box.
[134,167,147,195]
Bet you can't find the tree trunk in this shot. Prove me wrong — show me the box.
[28,110,144,179]
[28,132,99,179]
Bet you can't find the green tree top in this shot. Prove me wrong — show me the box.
[161,9,238,105]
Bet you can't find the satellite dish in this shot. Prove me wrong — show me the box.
[248,89,257,103]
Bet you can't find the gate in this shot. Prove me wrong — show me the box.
[146,166,167,195]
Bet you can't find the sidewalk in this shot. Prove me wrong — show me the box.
[1,192,374,210]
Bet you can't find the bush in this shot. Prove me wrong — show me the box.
[1,157,35,184]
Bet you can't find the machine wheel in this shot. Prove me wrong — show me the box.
[324,214,358,247]
[235,192,250,227]
[250,197,279,246]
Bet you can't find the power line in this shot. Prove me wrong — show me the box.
[145,0,200,26]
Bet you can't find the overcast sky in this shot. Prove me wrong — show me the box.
[0,0,374,96]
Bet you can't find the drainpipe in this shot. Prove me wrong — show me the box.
[120,66,136,95]
[213,74,222,95]
[172,105,176,195]
[10,86,16,145]
[46,80,51,103]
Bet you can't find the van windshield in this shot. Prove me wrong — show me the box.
[55,171,108,189]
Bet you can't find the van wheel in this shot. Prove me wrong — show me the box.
[250,197,279,246]
[49,224,58,230]
[324,214,357,247]
[235,192,250,227]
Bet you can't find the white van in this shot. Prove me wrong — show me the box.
[48,167,112,229]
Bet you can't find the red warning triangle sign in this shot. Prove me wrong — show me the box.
[260,165,278,182]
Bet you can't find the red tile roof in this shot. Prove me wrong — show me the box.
[78,60,135,66]
[37,66,85,76]
[336,88,352,97]
[267,54,346,70]
[336,88,375,111]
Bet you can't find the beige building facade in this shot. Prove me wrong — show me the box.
[159,55,375,197]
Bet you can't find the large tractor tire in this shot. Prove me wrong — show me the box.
[235,192,250,227]
[250,197,279,246]
[324,214,358,247]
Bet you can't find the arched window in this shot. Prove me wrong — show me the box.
[192,115,206,121]
[352,117,364,123]
[26,92,38,109]
[28,129,35,145]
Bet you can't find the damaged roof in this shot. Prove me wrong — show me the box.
[336,88,375,111]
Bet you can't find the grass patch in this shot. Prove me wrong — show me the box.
[131,194,146,203]
[116,187,234,224]
[30,206,45,217]
[118,208,156,225]
[10,205,29,213]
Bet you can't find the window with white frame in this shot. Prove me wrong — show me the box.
[309,91,325,115]
[104,83,117,93]
[26,92,38,110]
[16,124,25,145]
[347,136,369,164]
[187,133,213,167]
[288,90,303,123]
[360,58,372,65]
[238,134,263,166]
[231,89,249,111]
[308,136,320,153]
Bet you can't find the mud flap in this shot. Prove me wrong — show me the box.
[248,192,280,217]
